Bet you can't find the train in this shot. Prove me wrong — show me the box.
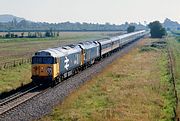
[31,30,149,86]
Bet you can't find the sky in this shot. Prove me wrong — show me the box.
[0,0,179,24]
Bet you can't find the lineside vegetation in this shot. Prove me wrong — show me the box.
[167,37,180,119]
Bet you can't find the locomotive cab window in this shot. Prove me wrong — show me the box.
[32,57,55,64]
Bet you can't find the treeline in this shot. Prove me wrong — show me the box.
[0,19,146,32]
[1,31,59,38]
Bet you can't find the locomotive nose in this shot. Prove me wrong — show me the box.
[40,66,44,72]
[39,65,50,76]
[32,65,52,76]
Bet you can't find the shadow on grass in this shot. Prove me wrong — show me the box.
[0,82,34,100]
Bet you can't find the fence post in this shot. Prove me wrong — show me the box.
[4,63,6,69]
[19,60,21,65]
[1,58,32,70]
[13,60,16,67]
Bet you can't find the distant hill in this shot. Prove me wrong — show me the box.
[0,14,147,32]
[0,14,25,23]
[163,18,180,30]
[0,14,179,31]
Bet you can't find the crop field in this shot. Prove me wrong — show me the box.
[39,38,176,121]
[0,31,120,93]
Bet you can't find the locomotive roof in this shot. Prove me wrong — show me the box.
[35,48,64,57]
[58,45,81,55]
[78,41,99,49]
[34,45,81,58]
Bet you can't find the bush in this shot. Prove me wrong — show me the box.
[140,46,158,52]
[127,25,135,33]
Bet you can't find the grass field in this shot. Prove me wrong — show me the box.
[39,38,176,121]
[0,64,31,93]
[0,32,119,65]
[0,31,120,93]
[168,37,180,118]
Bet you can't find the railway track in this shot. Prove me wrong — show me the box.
[0,85,47,116]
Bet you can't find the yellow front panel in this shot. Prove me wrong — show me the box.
[81,51,85,65]
[32,63,59,79]
[52,63,59,78]
[32,64,52,76]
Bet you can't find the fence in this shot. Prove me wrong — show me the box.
[0,58,31,70]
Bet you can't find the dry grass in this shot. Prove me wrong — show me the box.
[39,38,175,121]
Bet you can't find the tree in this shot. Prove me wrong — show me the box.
[56,32,60,37]
[45,30,54,37]
[21,32,24,38]
[148,21,166,38]
[45,31,51,37]
[28,32,31,37]
[127,25,135,33]
[5,33,10,38]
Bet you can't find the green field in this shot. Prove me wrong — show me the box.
[0,31,120,93]
[39,38,176,121]
[168,37,180,117]
[0,64,31,93]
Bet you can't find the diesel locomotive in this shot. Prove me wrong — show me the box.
[31,30,149,86]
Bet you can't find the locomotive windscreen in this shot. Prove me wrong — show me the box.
[32,57,55,64]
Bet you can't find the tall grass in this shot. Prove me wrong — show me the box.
[168,37,180,118]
